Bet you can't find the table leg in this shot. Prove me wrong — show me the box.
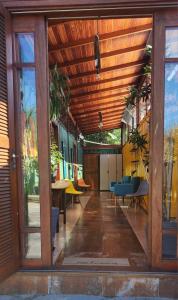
[63,191,66,224]
[57,191,60,232]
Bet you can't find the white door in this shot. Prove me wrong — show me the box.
[100,154,109,190]
[108,154,117,184]
[100,154,123,190]
[116,154,123,181]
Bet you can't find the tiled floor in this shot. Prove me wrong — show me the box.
[56,192,149,271]
[120,202,148,255]
[53,193,92,263]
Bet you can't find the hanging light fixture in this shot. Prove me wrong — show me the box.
[98,111,103,129]
[94,19,101,79]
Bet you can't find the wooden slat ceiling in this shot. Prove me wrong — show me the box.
[48,18,152,134]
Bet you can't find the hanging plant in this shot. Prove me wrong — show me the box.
[129,128,148,152]
[50,143,63,174]
[49,65,71,122]
[140,83,152,101]
[125,86,139,108]
[143,64,152,79]
[145,44,152,57]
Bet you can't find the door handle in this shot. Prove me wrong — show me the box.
[11,151,20,169]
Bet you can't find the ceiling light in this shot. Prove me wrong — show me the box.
[98,111,103,129]
[94,19,101,78]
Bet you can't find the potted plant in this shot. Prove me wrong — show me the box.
[49,65,71,122]
[50,143,63,182]
[129,128,148,152]
[125,86,139,108]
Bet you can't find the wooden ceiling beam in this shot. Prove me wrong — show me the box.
[83,125,121,135]
[75,108,125,120]
[49,23,152,53]
[71,83,131,99]
[69,59,145,80]
[71,91,128,106]
[50,44,146,68]
[80,112,123,126]
[76,111,123,123]
[74,102,125,114]
[71,97,126,109]
[80,116,122,127]
[71,99,125,112]
[73,104,125,117]
[82,122,121,131]
[71,72,140,91]
[80,118,121,130]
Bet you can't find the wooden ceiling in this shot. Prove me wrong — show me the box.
[48,18,152,135]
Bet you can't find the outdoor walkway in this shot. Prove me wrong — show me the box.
[56,192,148,271]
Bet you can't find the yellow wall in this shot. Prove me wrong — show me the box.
[164,128,178,219]
[123,112,178,217]
[122,113,150,210]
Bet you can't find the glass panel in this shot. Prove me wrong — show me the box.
[162,63,178,259]
[25,233,41,259]
[17,33,35,63]
[20,68,40,227]
[165,28,178,58]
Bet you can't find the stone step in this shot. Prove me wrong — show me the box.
[0,271,177,299]
[0,296,175,300]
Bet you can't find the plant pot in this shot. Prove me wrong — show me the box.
[51,174,56,183]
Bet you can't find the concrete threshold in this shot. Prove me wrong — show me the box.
[0,270,178,299]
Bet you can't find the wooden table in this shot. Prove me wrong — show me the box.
[51,180,70,226]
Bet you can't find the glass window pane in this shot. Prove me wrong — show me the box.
[20,68,40,227]
[162,63,178,259]
[17,33,35,63]
[165,28,178,58]
[25,233,41,259]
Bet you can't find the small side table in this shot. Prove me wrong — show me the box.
[51,180,70,227]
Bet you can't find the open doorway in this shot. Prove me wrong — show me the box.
[48,17,152,271]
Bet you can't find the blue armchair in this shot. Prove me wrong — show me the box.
[109,176,131,193]
[114,176,140,205]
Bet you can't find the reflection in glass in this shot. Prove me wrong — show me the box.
[20,68,40,228]
[25,233,41,259]
[165,28,178,58]
[163,63,178,259]
[17,33,35,63]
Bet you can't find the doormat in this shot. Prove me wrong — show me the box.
[62,257,130,267]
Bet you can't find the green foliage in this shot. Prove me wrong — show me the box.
[50,65,70,121]
[140,83,151,100]
[50,143,63,174]
[129,128,148,152]
[24,157,39,196]
[125,82,152,108]
[85,129,121,145]
[125,86,139,108]
[143,64,152,77]
[145,44,152,57]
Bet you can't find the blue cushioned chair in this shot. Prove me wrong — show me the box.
[126,180,149,209]
[114,176,140,205]
[109,176,131,193]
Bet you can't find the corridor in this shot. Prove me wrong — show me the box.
[56,192,149,271]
